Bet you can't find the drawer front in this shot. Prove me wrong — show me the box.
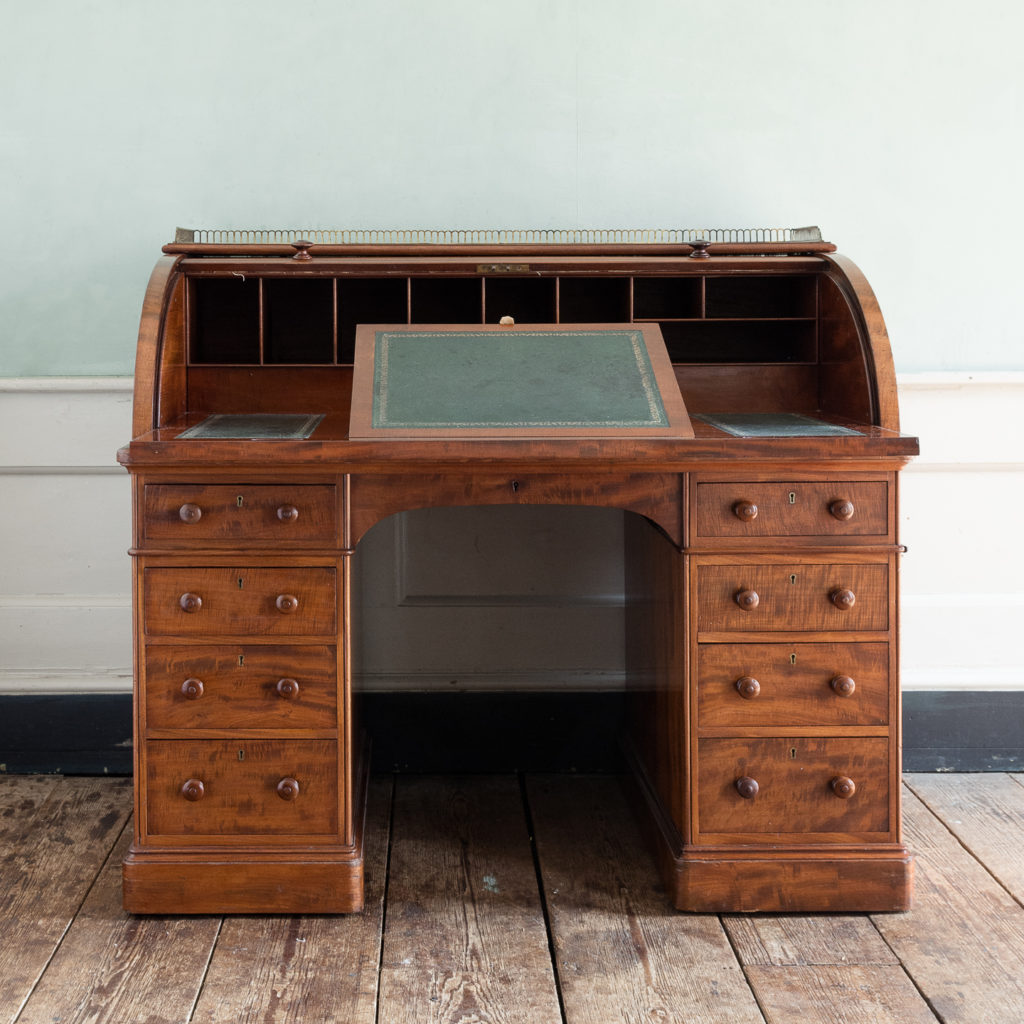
[146,739,337,837]
[697,562,888,633]
[697,643,889,728]
[698,737,890,836]
[144,567,337,637]
[145,645,337,731]
[142,484,338,546]
[695,480,889,539]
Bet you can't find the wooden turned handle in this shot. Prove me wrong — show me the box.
[831,775,857,799]
[735,776,759,799]
[735,676,761,699]
[830,588,856,611]
[829,499,856,521]
[178,503,202,524]
[275,594,299,614]
[831,674,856,697]
[276,678,300,699]
[735,589,760,611]
[179,592,203,613]
[276,504,300,523]
[276,777,300,800]
[689,238,711,259]
[732,501,758,522]
[291,239,313,261]
[181,779,205,801]
[181,677,205,700]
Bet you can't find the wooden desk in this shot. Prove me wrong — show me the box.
[119,229,918,914]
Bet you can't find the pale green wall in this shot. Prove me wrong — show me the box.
[2,0,1021,375]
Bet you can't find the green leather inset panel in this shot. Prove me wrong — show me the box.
[371,329,669,429]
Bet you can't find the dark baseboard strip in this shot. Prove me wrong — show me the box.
[1,690,1021,775]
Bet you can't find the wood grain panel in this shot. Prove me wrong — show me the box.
[697,737,891,837]
[697,642,889,729]
[143,566,337,637]
[697,562,889,633]
[695,480,888,539]
[350,471,683,546]
[144,644,337,731]
[145,739,337,837]
[143,483,339,546]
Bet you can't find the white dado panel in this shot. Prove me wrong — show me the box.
[1,375,1020,694]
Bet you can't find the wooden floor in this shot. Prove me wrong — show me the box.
[3,774,1024,1023]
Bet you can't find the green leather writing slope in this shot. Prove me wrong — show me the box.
[349,323,692,439]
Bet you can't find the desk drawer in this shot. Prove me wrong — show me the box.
[144,567,337,637]
[698,737,890,837]
[146,739,337,837]
[697,562,888,633]
[695,480,889,540]
[697,642,889,728]
[142,484,338,546]
[145,645,337,731]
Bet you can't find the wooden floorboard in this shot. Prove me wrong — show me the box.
[4,773,1024,1023]
[378,775,562,1024]
[905,771,1024,903]
[527,774,765,1024]
[189,777,394,1024]
[0,777,132,1024]
[871,781,1024,1023]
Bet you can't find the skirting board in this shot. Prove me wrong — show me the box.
[1,691,1022,775]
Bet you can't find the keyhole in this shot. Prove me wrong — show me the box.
[237,495,244,507]
[238,654,245,667]
[238,577,244,589]
[238,749,245,761]
[790,747,797,759]
[789,491,797,504]
[790,574,798,585]
[511,480,520,493]
[790,653,797,665]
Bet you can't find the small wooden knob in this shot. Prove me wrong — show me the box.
[181,779,205,801]
[276,678,300,699]
[735,589,760,611]
[689,238,711,259]
[276,504,299,523]
[830,588,856,611]
[275,594,299,614]
[735,676,761,699]
[736,776,759,799]
[829,499,856,521]
[179,503,202,524]
[181,677,204,700]
[179,592,203,613]
[831,675,856,697]
[291,239,313,261]
[831,776,857,799]
[733,501,758,522]
[276,777,300,801]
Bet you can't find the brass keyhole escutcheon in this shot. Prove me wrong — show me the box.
[790,574,798,585]
[789,491,797,504]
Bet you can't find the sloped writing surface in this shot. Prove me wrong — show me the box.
[349,323,692,439]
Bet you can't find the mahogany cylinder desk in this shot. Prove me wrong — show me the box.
[119,227,918,914]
